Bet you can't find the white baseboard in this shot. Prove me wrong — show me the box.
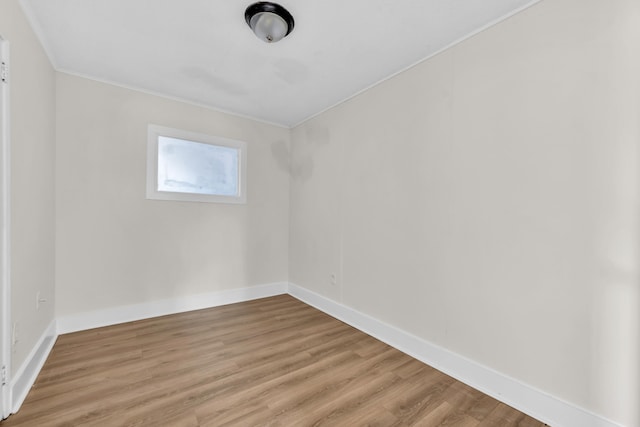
[287,283,623,427]
[11,319,57,414]
[57,282,288,334]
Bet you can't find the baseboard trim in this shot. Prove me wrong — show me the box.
[11,319,57,414]
[57,282,288,334]
[287,283,623,427]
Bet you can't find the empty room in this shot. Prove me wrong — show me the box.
[0,0,638,426]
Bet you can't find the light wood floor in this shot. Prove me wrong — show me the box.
[2,295,547,426]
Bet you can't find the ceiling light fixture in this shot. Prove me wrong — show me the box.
[245,2,295,43]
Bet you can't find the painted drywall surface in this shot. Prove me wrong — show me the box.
[0,0,56,376]
[55,73,290,316]
[289,0,639,425]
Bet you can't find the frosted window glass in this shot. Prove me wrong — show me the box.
[157,136,239,196]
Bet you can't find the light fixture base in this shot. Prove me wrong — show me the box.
[245,2,295,43]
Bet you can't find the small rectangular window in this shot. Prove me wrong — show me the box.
[146,125,247,203]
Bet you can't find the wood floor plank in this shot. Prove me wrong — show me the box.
[1,295,548,426]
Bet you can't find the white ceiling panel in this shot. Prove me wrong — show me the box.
[20,0,539,127]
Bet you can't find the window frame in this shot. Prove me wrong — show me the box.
[146,124,247,204]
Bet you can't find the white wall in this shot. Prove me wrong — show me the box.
[289,0,639,425]
[0,0,56,377]
[55,73,290,317]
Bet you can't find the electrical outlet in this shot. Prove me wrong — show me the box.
[11,322,18,347]
[36,291,47,310]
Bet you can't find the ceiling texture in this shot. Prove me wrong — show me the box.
[20,0,539,127]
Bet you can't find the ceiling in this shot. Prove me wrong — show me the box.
[20,0,539,128]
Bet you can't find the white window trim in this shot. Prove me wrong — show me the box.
[146,124,247,204]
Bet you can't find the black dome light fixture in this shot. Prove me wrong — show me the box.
[245,2,295,43]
